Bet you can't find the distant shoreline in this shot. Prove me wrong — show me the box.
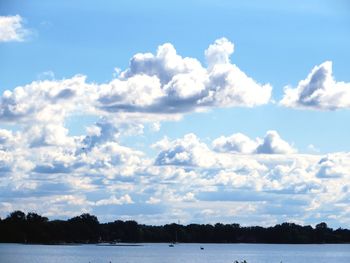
[1,242,350,246]
[1,211,350,245]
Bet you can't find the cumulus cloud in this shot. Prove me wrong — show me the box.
[280,61,350,110]
[213,130,296,154]
[98,38,272,114]
[256,131,296,154]
[212,133,258,154]
[95,194,134,206]
[120,42,204,84]
[316,153,350,179]
[153,133,294,176]
[0,129,19,149]
[205,38,234,68]
[77,141,143,176]
[28,124,75,148]
[0,15,30,42]
[82,120,120,150]
[0,38,271,128]
[0,150,13,173]
[98,75,164,110]
[0,75,92,124]
[154,134,215,167]
[31,147,76,174]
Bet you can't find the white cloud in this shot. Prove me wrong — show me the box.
[154,133,216,167]
[0,38,271,126]
[0,75,93,124]
[0,129,18,148]
[0,15,30,42]
[280,61,350,110]
[98,75,164,108]
[150,122,161,132]
[78,141,144,176]
[120,42,204,84]
[146,196,161,204]
[213,130,296,154]
[316,153,350,179]
[82,120,120,150]
[205,37,234,68]
[0,38,273,137]
[98,38,272,114]
[95,194,134,206]
[212,133,258,154]
[28,124,75,148]
[202,63,272,107]
[256,130,296,154]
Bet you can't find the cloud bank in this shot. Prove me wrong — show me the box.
[1,38,349,227]
[1,124,350,226]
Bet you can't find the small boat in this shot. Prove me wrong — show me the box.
[169,222,178,247]
[200,246,204,250]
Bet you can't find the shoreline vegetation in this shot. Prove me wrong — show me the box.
[1,211,350,245]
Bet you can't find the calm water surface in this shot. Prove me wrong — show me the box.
[0,243,349,263]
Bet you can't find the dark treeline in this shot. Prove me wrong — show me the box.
[1,211,350,244]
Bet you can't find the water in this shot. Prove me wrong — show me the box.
[0,243,349,263]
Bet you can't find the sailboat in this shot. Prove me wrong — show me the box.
[169,221,179,247]
[168,231,177,247]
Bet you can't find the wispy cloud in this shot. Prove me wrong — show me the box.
[0,15,31,42]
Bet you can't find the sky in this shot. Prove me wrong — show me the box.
[0,0,350,227]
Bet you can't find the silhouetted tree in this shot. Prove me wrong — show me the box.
[1,211,350,244]
[6,210,26,223]
[25,212,48,243]
[2,210,27,242]
[67,213,100,243]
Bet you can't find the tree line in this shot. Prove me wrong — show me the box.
[1,211,350,244]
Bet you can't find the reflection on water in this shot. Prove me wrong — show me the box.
[0,243,350,263]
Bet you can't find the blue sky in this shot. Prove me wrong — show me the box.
[1,0,350,227]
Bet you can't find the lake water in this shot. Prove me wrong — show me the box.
[0,243,349,263]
